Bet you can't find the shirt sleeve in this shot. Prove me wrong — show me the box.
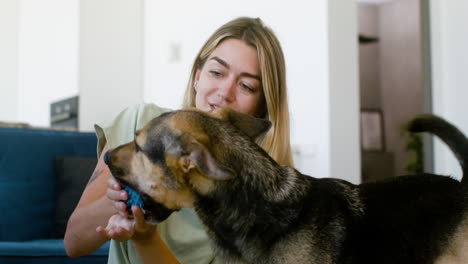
[157,209,218,263]
[94,103,170,158]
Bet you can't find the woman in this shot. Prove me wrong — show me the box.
[64,16,293,263]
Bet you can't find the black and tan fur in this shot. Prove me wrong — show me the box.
[104,109,468,264]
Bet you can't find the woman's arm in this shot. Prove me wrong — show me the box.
[64,144,123,257]
[97,206,179,264]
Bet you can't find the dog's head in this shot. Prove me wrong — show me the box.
[105,108,271,223]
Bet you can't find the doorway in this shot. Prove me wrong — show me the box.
[357,0,431,182]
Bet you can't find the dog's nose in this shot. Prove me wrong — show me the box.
[103,151,110,165]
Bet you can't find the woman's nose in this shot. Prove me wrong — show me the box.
[217,80,236,102]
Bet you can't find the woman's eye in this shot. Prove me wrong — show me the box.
[240,83,253,92]
[209,70,222,77]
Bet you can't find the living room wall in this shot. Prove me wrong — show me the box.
[17,0,78,126]
[79,0,144,132]
[430,0,468,181]
[0,0,19,123]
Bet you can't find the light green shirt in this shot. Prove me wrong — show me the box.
[95,103,220,264]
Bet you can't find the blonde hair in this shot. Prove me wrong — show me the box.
[182,17,293,167]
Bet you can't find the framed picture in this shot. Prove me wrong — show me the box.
[360,109,385,151]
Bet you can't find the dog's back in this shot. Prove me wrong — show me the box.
[352,174,467,264]
[346,114,468,264]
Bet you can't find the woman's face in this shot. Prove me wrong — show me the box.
[194,38,265,117]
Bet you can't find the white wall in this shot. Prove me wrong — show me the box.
[328,0,360,182]
[79,0,144,131]
[143,0,360,182]
[17,0,78,127]
[0,0,19,123]
[430,0,468,181]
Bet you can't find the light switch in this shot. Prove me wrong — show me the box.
[169,42,181,62]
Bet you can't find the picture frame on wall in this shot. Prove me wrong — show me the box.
[360,109,385,152]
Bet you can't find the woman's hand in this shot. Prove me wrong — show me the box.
[106,176,129,218]
[96,205,157,242]
[97,177,156,241]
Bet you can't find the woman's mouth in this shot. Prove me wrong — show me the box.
[209,104,220,111]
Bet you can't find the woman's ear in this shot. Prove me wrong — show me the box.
[194,70,201,91]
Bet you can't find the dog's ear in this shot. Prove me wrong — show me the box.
[211,108,272,139]
[167,140,235,181]
[180,148,235,181]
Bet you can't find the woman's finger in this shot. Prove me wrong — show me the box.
[132,206,145,226]
[110,226,133,242]
[107,185,128,201]
[96,226,111,239]
[107,176,121,190]
[115,202,129,217]
[107,188,128,215]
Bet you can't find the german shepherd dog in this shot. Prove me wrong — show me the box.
[104,108,467,264]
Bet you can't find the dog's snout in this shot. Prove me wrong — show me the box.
[103,151,110,165]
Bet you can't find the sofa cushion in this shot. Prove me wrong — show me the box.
[49,156,97,238]
[0,239,109,256]
[0,240,109,264]
[0,127,96,241]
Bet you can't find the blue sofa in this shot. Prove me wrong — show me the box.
[0,126,109,263]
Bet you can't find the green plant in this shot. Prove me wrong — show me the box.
[400,123,424,174]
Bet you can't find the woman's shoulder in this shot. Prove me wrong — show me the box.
[121,103,171,126]
[124,102,171,114]
[101,103,171,131]
[95,103,172,154]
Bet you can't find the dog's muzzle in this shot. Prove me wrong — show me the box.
[104,151,177,223]
[142,196,178,224]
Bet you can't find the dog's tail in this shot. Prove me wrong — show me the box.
[407,114,468,184]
